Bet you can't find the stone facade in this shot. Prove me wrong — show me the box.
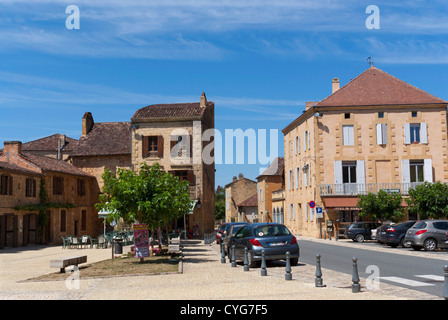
[0,141,99,248]
[256,157,284,223]
[225,174,257,222]
[282,66,448,238]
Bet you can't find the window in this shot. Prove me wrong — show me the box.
[378,112,384,118]
[342,125,354,146]
[376,123,387,145]
[0,174,13,195]
[342,161,357,183]
[345,113,350,119]
[410,160,424,183]
[60,210,66,232]
[77,178,85,197]
[53,176,64,195]
[142,135,164,158]
[412,111,417,118]
[170,135,192,158]
[410,124,420,143]
[26,178,36,197]
[170,170,195,186]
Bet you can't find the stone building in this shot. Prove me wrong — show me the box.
[130,92,215,237]
[225,173,257,222]
[0,141,98,247]
[256,157,284,223]
[282,66,448,238]
[236,194,258,223]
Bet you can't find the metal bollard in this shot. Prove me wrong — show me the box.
[220,242,226,264]
[285,251,292,280]
[231,245,237,267]
[315,254,325,287]
[244,247,249,271]
[260,250,267,276]
[352,257,361,293]
[443,265,448,300]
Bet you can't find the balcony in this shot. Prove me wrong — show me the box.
[319,182,424,196]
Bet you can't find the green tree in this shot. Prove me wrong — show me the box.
[357,190,404,222]
[95,162,192,258]
[406,181,448,220]
[214,186,225,221]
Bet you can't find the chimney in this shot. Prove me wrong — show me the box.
[200,92,207,108]
[238,173,244,180]
[232,176,238,183]
[82,112,94,136]
[332,78,340,94]
[4,141,22,155]
[58,134,66,160]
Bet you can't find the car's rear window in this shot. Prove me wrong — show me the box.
[412,221,427,229]
[254,225,291,237]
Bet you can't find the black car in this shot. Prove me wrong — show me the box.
[227,223,299,268]
[216,222,248,245]
[376,223,394,244]
[385,220,417,248]
[345,222,381,242]
[224,223,249,255]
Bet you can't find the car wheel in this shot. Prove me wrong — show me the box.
[355,234,365,242]
[247,250,259,268]
[423,238,437,251]
[290,258,299,266]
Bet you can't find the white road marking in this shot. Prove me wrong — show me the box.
[415,275,444,281]
[379,276,435,287]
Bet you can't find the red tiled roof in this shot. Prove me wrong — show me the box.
[132,102,213,120]
[317,66,447,107]
[21,134,78,152]
[237,194,258,207]
[20,152,93,177]
[70,122,131,157]
[0,161,44,176]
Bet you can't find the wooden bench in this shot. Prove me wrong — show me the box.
[50,255,87,273]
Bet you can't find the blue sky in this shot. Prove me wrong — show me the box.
[0,0,447,189]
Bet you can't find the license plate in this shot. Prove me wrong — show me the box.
[269,242,284,246]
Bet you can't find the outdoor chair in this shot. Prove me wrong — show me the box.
[65,236,73,249]
[71,236,81,249]
[61,236,68,249]
[89,236,97,248]
[81,235,89,248]
[97,235,106,249]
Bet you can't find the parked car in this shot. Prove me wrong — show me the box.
[404,220,448,251]
[224,222,248,255]
[227,223,299,268]
[345,222,381,242]
[216,222,248,245]
[375,223,394,244]
[384,221,417,248]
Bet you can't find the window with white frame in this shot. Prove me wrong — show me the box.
[342,125,354,146]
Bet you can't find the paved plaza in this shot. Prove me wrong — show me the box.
[0,238,444,300]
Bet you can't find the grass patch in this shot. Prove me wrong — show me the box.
[28,255,180,282]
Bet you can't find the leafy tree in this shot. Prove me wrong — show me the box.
[357,190,404,222]
[95,162,192,258]
[214,186,225,221]
[406,181,448,220]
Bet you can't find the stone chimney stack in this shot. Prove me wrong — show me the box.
[82,112,94,136]
[232,176,238,183]
[58,134,66,160]
[3,141,22,155]
[238,173,244,180]
[332,78,340,94]
[200,92,207,108]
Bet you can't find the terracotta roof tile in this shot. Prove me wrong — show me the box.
[21,134,78,152]
[70,122,131,157]
[0,161,44,176]
[20,152,93,177]
[237,194,258,207]
[132,102,213,120]
[317,66,447,107]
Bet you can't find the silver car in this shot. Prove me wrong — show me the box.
[404,220,448,251]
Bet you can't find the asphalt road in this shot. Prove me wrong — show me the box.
[298,240,448,297]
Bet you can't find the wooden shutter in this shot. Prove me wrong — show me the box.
[189,135,193,158]
[404,123,411,144]
[8,176,13,195]
[157,135,164,158]
[32,179,36,198]
[142,136,149,158]
[424,159,432,182]
[187,170,195,186]
[420,123,428,144]
[334,161,343,184]
[53,176,57,195]
[402,159,410,183]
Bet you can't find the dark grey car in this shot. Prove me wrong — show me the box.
[227,223,299,268]
[345,222,381,242]
[224,222,248,256]
[404,220,448,251]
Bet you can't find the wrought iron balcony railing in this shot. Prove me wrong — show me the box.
[319,182,424,196]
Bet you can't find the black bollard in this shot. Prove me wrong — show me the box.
[315,254,325,287]
[285,251,292,280]
[260,250,267,276]
[231,245,237,267]
[444,265,448,300]
[220,242,226,263]
[352,257,361,293]
[244,247,249,271]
